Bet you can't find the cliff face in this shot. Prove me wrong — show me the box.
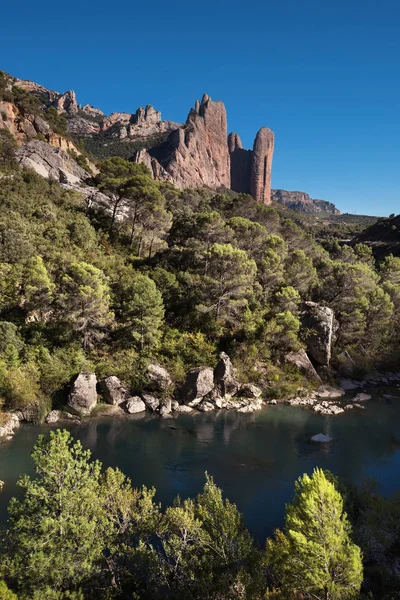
[147,94,230,189]
[271,189,340,215]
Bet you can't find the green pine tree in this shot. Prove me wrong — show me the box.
[266,468,363,600]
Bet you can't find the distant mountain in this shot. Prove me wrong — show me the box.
[271,189,340,215]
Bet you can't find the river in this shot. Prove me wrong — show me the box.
[1,389,400,542]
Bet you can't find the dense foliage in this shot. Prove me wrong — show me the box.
[0,147,400,418]
[0,429,368,600]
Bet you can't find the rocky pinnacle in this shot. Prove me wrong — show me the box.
[250,127,274,205]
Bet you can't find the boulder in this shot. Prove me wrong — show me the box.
[173,404,194,413]
[0,413,20,441]
[159,399,172,415]
[126,397,146,414]
[67,372,97,415]
[182,367,214,405]
[353,392,372,402]
[311,433,333,443]
[45,410,61,424]
[197,401,215,412]
[313,402,344,415]
[142,393,160,412]
[214,352,239,396]
[239,383,262,399]
[146,363,172,392]
[315,385,345,399]
[301,302,334,366]
[285,349,322,382]
[99,376,130,406]
[340,378,361,391]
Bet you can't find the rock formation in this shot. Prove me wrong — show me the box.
[52,90,78,114]
[148,94,231,189]
[271,189,340,214]
[228,128,275,204]
[250,127,274,204]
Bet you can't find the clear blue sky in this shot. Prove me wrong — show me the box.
[1,0,399,215]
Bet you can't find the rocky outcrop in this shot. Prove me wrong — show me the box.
[99,376,130,406]
[250,128,274,204]
[271,190,340,215]
[150,94,230,189]
[81,104,104,118]
[16,140,89,184]
[68,372,97,415]
[0,413,20,442]
[301,302,335,366]
[52,90,78,114]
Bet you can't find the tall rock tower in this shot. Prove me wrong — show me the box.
[228,127,275,204]
[250,127,274,204]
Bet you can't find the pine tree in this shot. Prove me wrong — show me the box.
[266,468,363,600]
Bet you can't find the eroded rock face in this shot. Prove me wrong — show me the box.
[154,94,230,189]
[134,149,172,182]
[99,376,130,406]
[16,140,89,184]
[250,127,274,205]
[68,372,97,415]
[301,302,334,366]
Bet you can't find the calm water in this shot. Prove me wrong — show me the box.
[1,390,400,542]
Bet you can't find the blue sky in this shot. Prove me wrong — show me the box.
[1,0,399,215]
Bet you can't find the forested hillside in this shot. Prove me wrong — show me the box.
[0,127,400,422]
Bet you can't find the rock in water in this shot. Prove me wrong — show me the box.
[125,397,146,414]
[68,372,97,415]
[99,376,130,405]
[353,392,372,402]
[311,433,333,443]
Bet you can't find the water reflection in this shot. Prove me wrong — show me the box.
[1,392,400,541]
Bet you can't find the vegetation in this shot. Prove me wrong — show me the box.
[0,429,368,599]
[0,145,399,417]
